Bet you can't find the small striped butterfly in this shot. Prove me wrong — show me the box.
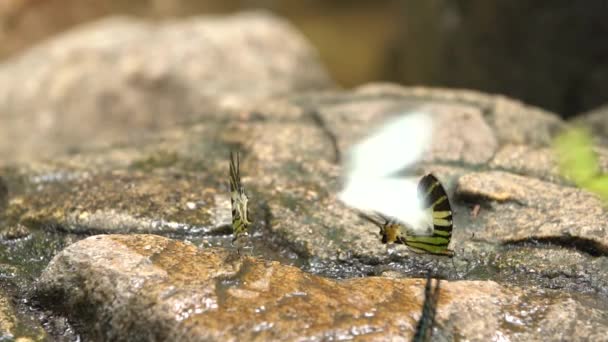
[363,174,454,256]
[229,151,252,242]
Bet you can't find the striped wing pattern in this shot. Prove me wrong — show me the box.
[230,151,251,241]
[413,273,441,342]
[375,173,454,256]
[402,173,454,256]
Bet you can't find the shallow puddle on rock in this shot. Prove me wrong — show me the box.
[0,227,82,341]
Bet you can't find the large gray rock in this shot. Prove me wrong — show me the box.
[3,84,608,339]
[35,234,608,342]
[0,11,333,164]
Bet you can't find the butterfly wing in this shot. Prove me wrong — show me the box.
[229,151,250,240]
[339,111,437,236]
[229,151,240,218]
[404,174,454,256]
[339,176,423,230]
[345,111,433,179]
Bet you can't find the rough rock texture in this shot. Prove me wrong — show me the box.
[456,171,608,252]
[10,171,228,235]
[576,104,608,144]
[2,82,608,339]
[0,11,332,163]
[35,234,608,342]
[0,289,46,341]
[0,176,7,214]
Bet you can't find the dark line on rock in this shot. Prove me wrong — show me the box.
[307,109,341,164]
[503,236,608,257]
[455,192,527,208]
[253,199,312,262]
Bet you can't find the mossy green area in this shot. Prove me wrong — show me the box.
[554,127,608,202]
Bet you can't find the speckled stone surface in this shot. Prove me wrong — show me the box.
[35,234,608,341]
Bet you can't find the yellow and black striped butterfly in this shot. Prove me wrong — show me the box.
[413,273,441,342]
[364,174,454,256]
[229,151,252,242]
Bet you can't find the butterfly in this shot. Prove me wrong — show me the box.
[229,151,252,242]
[338,111,454,256]
[361,174,454,256]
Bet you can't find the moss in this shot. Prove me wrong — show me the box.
[554,126,608,202]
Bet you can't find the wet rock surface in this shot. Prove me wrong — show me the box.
[2,82,608,339]
[34,234,608,342]
[0,287,47,341]
[0,11,607,342]
[10,171,227,235]
[2,83,607,339]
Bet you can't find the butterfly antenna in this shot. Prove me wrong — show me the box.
[236,150,240,181]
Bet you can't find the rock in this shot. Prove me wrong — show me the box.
[490,144,608,184]
[423,104,497,165]
[4,83,608,338]
[317,98,498,166]
[245,85,564,262]
[489,145,563,183]
[0,292,15,340]
[354,83,564,146]
[0,11,333,163]
[0,175,7,213]
[456,171,608,253]
[575,104,608,144]
[2,84,600,266]
[34,234,608,341]
[0,289,46,341]
[491,246,608,295]
[0,223,30,240]
[10,171,230,235]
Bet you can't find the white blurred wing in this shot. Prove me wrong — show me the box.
[345,111,432,179]
[338,111,434,235]
[339,176,432,232]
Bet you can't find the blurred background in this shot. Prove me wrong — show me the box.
[1,0,607,119]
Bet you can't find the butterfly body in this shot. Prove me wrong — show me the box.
[229,151,251,241]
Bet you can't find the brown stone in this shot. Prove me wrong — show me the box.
[9,171,228,235]
[456,171,608,252]
[35,234,608,341]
